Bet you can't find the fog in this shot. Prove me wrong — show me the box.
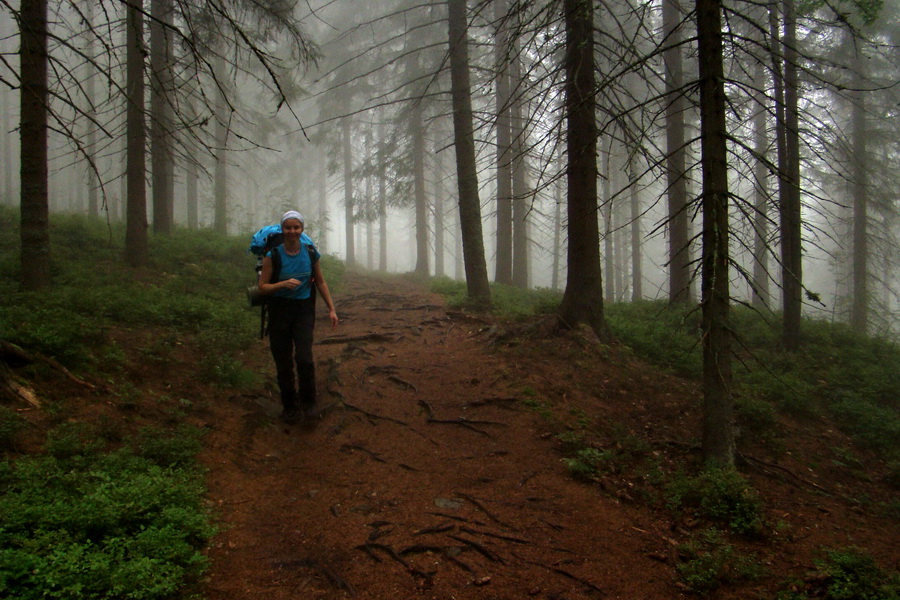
[1,0,898,335]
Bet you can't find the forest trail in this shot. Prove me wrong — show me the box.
[199,273,677,599]
[196,273,899,600]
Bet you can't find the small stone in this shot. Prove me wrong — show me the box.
[434,497,463,509]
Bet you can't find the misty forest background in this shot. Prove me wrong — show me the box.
[1,1,900,597]
[1,0,899,468]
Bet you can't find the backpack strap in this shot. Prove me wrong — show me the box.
[270,246,282,283]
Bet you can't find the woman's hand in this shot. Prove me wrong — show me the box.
[328,309,339,329]
[280,278,302,291]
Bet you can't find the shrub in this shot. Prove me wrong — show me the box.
[677,529,764,595]
[0,406,25,451]
[562,447,613,481]
[667,468,764,535]
[133,425,204,469]
[812,547,900,600]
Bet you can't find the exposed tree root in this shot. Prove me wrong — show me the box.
[318,333,401,345]
[356,543,433,580]
[275,558,356,596]
[456,493,516,529]
[448,534,505,563]
[340,443,388,463]
[513,553,605,595]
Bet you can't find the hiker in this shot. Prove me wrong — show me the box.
[257,210,338,424]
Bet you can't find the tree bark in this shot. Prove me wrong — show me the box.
[780,0,803,350]
[125,0,149,267]
[447,0,491,306]
[697,0,734,467]
[663,0,691,304]
[19,0,50,289]
[559,0,607,337]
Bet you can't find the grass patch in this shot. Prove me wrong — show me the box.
[430,277,562,317]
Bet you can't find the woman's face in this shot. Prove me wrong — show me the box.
[283,218,304,239]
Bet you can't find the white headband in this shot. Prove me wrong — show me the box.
[280,210,304,225]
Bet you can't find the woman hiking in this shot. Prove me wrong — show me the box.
[257,210,339,424]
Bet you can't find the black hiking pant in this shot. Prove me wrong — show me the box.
[267,296,316,410]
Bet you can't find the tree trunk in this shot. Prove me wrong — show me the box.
[186,156,198,229]
[3,92,14,205]
[150,0,174,234]
[213,55,229,235]
[84,0,99,218]
[849,49,868,334]
[697,0,734,467]
[751,59,770,309]
[412,101,430,276]
[433,138,446,278]
[364,129,374,270]
[602,139,615,301]
[663,0,691,304]
[125,0,148,267]
[780,0,803,350]
[19,0,50,289]
[447,0,491,306]
[629,153,643,301]
[510,50,529,289]
[318,156,329,254]
[551,154,562,292]
[342,117,355,267]
[493,0,513,285]
[559,0,607,336]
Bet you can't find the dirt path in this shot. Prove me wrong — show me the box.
[199,274,677,599]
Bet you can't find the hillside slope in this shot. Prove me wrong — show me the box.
[4,269,896,599]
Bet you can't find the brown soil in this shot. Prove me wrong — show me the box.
[12,272,900,599]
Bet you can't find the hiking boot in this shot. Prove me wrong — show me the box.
[282,407,300,424]
[302,402,319,421]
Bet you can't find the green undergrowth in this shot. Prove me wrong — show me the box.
[778,547,900,599]
[605,301,900,467]
[429,279,900,468]
[0,422,214,600]
[0,208,343,385]
[430,277,561,317]
[675,529,765,595]
[0,207,346,599]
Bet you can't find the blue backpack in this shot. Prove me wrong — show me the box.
[246,224,317,338]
